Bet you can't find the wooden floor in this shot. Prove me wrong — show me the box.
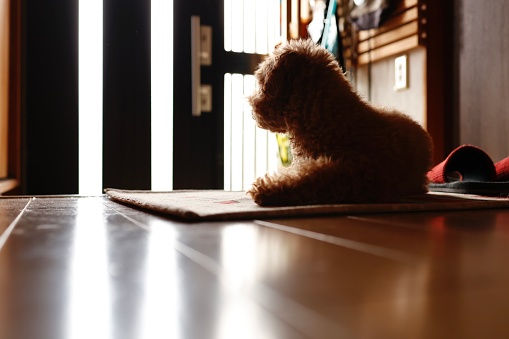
[1,196,509,339]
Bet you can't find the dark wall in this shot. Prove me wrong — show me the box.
[22,0,79,194]
[426,0,454,163]
[103,0,151,190]
[22,0,152,194]
[454,0,509,161]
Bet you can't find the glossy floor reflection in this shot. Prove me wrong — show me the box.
[1,196,509,339]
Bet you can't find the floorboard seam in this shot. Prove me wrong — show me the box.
[0,198,34,252]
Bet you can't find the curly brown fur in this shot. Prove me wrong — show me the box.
[247,39,433,206]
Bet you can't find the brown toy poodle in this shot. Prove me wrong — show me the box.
[247,39,433,206]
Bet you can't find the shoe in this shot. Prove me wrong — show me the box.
[495,156,509,181]
[427,145,509,196]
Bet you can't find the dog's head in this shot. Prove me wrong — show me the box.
[248,39,343,133]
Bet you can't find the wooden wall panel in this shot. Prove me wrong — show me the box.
[0,0,21,194]
[455,0,509,162]
[356,47,426,128]
[354,0,453,163]
[356,0,426,65]
[8,0,20,190]
[0,0,8,179]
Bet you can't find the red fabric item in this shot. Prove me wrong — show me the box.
[495,156,509,181]
[427,145,496,183]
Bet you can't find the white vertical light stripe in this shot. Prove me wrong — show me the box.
[255,0,268,54]
[225,0,281,54]
[255,129,268,178]
[268,131,279,172]
[272,0,281,47]
[224,0,232,51]
[243,0,256,53]
[79,0,103,195]
[231,0,243,52]
[151,0,173,191]
[68,199,112,339]
[230,74,244,191]
[270,0,277,49]
[223,74,232,191]
[267,0,275,51]
[242,75,256,190]
[223,0,283,191]
[139,224,181,338]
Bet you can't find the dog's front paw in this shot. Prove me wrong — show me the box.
[247,175,286,206]
[247,174,301,206]
[247,176,273,206]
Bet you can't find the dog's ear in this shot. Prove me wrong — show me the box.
[259,51,301,101]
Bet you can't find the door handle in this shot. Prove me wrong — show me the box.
[191,16,212,117]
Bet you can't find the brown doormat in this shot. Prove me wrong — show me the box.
[104,189,509,222]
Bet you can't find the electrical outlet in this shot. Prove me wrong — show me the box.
[394,55,408,91]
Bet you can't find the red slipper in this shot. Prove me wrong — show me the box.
[428,145,509,197]
[427,145,496,183]
[495,156,509,181]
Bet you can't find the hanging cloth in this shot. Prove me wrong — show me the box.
[349,0,394,30]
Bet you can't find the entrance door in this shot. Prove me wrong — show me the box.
[173,0,281,190]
